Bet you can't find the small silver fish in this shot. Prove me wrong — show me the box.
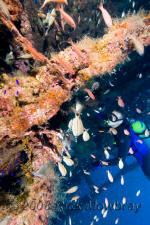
[103,209,108,218]
[132,1,135,8]
[17,53,32,59]
[69,171,72,177]
[136,189,140,197]
[104,89,110,95]
[91,82,99,91]
[94,215,99,222]
[107,170,114,183]
[115,218,119,224]
[121,175,124,185]
[63,156,74,166]
[58,162,67,176]
[94,110,99,113]
[104,148,110,159]
[122,197,126,204]
[105,198,109,208]
[121,11,125,18]
[118,158,124,169]
[93,185,99,193]
[145,129,149,137]
[69,216,72,225]
[83,170,90,175]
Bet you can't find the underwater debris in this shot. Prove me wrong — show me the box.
[122,197,126,205]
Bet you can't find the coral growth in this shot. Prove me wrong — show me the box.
[0,3,150,224]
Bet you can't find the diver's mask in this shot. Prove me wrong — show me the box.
[131,120,148,138]
[106,111,124,128]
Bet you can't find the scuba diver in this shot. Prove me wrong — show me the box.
[92,110,150,179]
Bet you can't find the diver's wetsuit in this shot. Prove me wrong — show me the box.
[92,119,131,167]
[92,119,150,179]
[107,120,131,165]
[129,128,150,179]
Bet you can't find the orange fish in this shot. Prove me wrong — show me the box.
[136,139,143,144]
[98,130,104,133]
[102,187,107,190]
[68,40,83,59]
[98,2,113,28]
[56,4,76,29]
[124,129,130,136]
[41,0,68,8]
[38,12,46,19]
[100,160,109,166]
[90,154,96,159]
[136,108,142,113]
[117,96,125,108]
[129,147,134,154]
[71,195,80,202]
[55,55,75,74]
[84,88,95,100]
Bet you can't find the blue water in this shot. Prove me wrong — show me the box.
[48,64,150,225]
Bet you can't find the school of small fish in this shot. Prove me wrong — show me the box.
[46,1,149,224]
